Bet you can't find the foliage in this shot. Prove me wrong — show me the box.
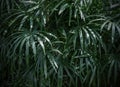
[0,0,120,87]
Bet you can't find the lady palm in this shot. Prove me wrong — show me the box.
[0,0,120,87]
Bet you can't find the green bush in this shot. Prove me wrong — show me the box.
[0,0,120,87]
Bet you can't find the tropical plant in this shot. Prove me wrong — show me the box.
[0,0,120,87]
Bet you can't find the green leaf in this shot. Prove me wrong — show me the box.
[32,41,36,56]
[18,16,28,30]
[38,38,45,55]
[59,3,68,15]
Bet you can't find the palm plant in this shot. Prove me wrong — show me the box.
[0,0,120,87]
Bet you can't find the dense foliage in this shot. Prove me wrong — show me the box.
[0,0,120,87]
